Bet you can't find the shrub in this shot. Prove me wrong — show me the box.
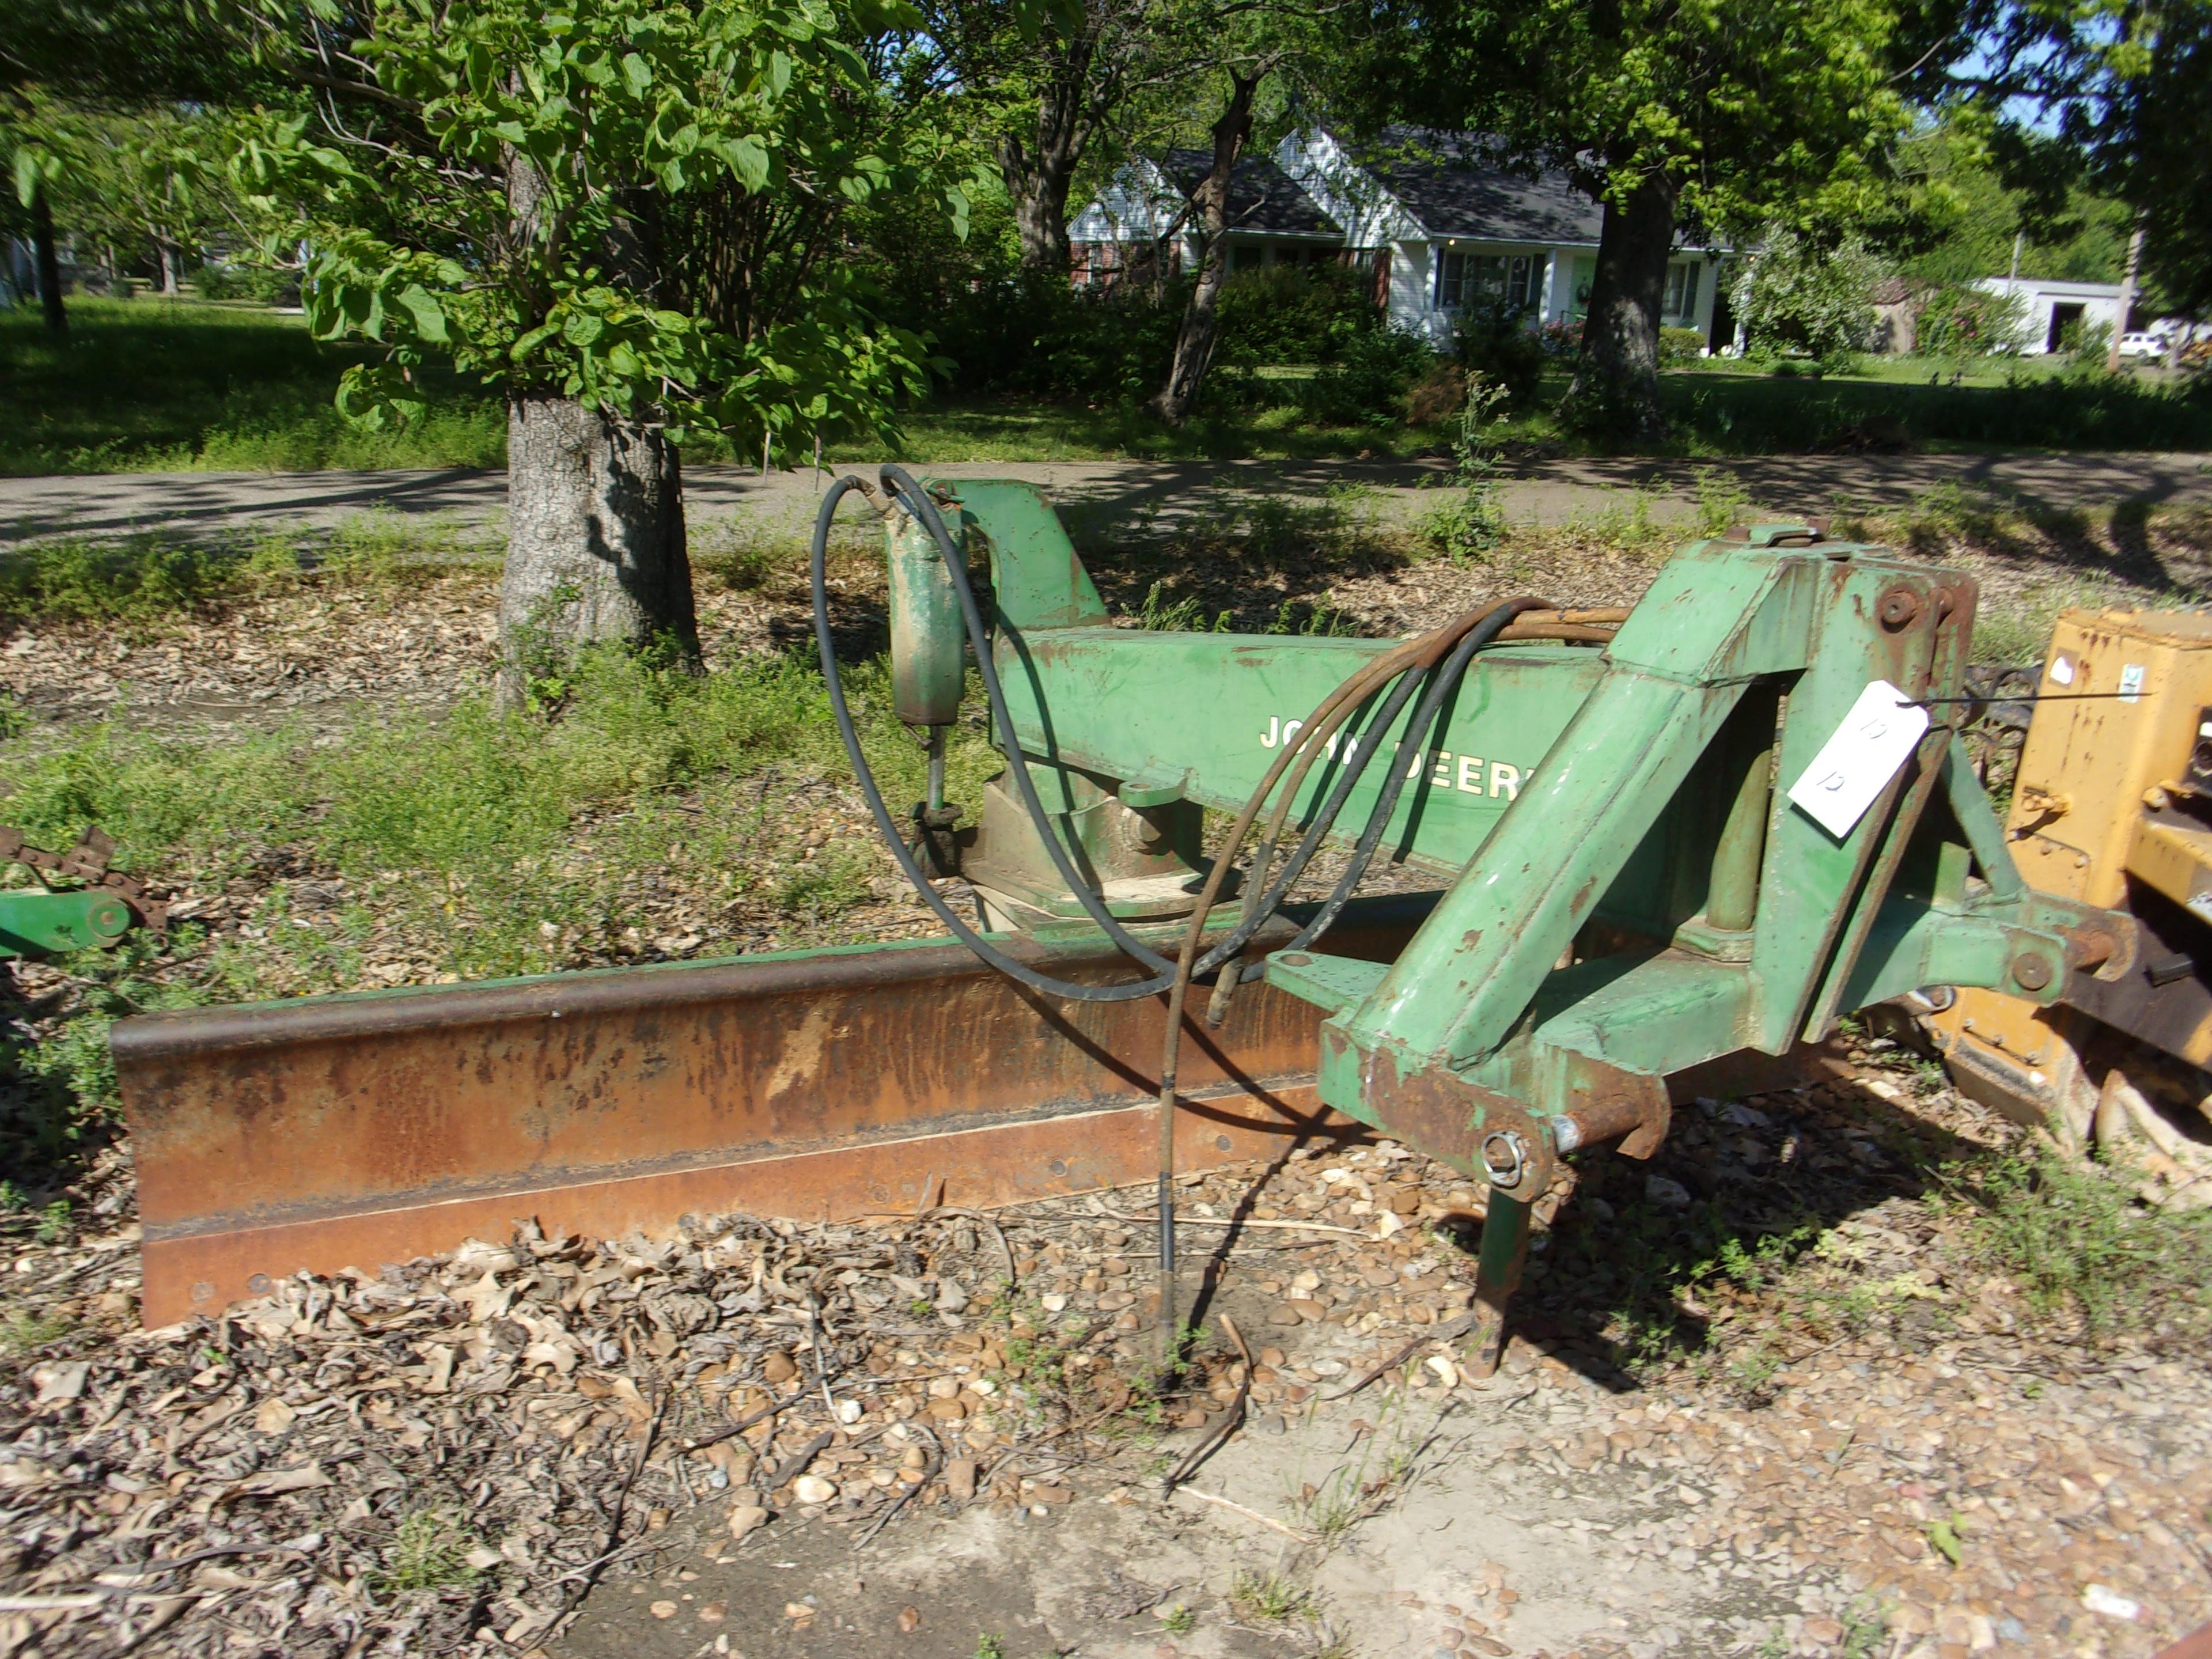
[1303,328,1436,426]
[1215,263,1386,368]
[1731,225,1880,361]
[194,262,303,306]
[1916,285,2028,356]
[1449,297,1547,406]
[2058,316,2115,363]
[1658,326,1707,366]
[922,272,1184,404]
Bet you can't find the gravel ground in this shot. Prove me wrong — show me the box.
[3,499,2210,1658]
[2,1049,2207,1658]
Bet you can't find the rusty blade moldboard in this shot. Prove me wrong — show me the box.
[115,896,1434,1325]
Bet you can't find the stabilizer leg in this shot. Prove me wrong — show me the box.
[1465,1192,1531,1380]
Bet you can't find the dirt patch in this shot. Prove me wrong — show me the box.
[4,1051,2207,1658]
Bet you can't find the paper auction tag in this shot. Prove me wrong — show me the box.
[1786,680,1930,839]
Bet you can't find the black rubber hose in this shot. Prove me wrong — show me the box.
[1225,597,1540,940]
[811,469,1517,1001]
[874,465,1179,975]
[1245,604,1525,978]
[811,475,1162,1003]
[872,464,1486,983]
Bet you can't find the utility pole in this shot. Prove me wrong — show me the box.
[2107,217,2145,376]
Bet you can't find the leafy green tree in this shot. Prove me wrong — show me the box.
[1886,122,2131,289]
[20,100,247,293]
[911,0,1178,273]
[1944,0,2212,315]
[1729,224,1881,365]
[1336,0,1913,440]
[240,0,951,698]
[2,0,255,332]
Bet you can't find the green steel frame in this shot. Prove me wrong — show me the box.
[895,480,2124,1329]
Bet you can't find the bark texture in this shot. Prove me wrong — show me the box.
[2105,219,2145,376]
[498,395,699,707]
[29,181,66,336]
[1150,68,1262,425]
[1561,167,1678,444]
[997,72,1091,278]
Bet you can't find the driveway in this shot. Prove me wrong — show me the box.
[2,449,2207,547]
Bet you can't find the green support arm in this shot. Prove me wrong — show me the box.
[907,482,2108,1208]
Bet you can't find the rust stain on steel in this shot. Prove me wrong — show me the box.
[119,900,1425,1324]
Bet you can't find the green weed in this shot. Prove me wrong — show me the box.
[374,1508,482,1594]
[0,539,231,627]
[1926,1513,1965,1566]
[1137,580,1232,633]
[1419,376,1510,564]
[1229,1570,1314,1622]
[1840,1599,1891,1658]
[973,1636,1007,1659]
[0,1310,74,1353]
[1690,467,1755,537]
[1160,1604,1196,1635]
[1948,1146,2212,1334]
[1725,1343,1784,1402]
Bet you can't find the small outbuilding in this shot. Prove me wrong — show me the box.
[1970,276,2133,354]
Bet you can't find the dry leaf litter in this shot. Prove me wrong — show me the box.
[3,1048,2208,1657]
[2,511,2210,1656]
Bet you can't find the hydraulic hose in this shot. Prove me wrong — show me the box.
[809,464,1619,1378]
[812,464,1550,1005]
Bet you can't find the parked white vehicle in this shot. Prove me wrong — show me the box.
[2118,332,2168,362]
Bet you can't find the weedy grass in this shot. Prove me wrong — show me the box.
[1228,1569,1315,1623]
[0,1310,74,1354]
[374,1509,482,1594]
[0,645,997,1146]
[1946,1145,2212,1336]
[0,300,505,475]
[0,513,498,631]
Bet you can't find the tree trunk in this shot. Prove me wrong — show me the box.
[2106,217,2145,376]
[1561,167,1678,443]
[29,181,66,336]
[999,131,1079,276]
[1150,68,1263,426]
[158,240,181,296]
[996,26,1097,277]
[497,395,700,709]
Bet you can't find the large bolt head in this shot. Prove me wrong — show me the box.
[2010,951,2054,992]
[1877,586,1923,631]
[1480,1130,1529,1189]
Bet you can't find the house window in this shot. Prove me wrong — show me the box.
[1664,261,1700,319]
[1435,251,1537,313]
[1230,243,1262,275]
[1437,251,1465,309]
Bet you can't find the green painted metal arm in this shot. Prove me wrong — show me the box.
[0,888,138,959]
[911,480,2103,1202]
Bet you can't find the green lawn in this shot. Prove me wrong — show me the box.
[1,300,507,474]
[6,297,2209,475]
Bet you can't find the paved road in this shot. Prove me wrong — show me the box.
[3,449,2207,546]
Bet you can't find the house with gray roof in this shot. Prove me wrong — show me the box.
[1071,127,1732,351]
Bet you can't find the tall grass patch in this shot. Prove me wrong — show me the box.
[0,646,997,1139]
[1949,1146,2212,1338]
